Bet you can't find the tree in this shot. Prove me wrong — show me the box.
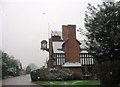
[84,1,120,86]
[85,1,120,62]
[26,63,38,74]
[26,66,31,74]
[0,50,2,79]
[28,63,38,71]
[2,51,9,78]
[1,51,22,78]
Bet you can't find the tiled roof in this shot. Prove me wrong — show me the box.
[52,42,64,53]
[80,50,88,53]
[52,40,88,53]
[79,40,88,49]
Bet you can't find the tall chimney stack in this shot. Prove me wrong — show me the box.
[62,25,80,62]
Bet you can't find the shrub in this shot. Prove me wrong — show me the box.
[96,60,120,85]
[30,68,74,81]
[72,73,82,80]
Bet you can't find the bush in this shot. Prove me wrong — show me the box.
[72,73,82,80]
[31,68,74,81]
[96,60,120,86]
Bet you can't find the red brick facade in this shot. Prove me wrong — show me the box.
[47,38,53,68]
[62,25,80,62]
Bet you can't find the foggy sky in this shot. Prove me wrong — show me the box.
[1,0,119,67]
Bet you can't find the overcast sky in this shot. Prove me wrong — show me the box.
[0,0,119,68]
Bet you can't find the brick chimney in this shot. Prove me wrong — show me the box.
[62,25,80,62]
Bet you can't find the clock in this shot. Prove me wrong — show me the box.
[42,43,47,48]
[41,40,47,49]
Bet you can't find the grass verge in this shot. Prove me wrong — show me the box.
[34,80,100,87]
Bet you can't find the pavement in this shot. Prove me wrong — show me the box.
[0,80,2,87]
[1,74,45,87]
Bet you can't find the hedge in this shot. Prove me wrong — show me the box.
[30,68,81,81]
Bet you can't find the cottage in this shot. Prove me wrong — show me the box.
[41,25,96,78]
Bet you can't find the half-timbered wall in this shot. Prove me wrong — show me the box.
[80,53,94,66]
[53,53,94,66]
[53,53,65,65]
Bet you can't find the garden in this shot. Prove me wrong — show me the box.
[30,68,100,87]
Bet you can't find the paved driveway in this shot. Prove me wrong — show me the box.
[0,80,2,87]
[2,74,37,85]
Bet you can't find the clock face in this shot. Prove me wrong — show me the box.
[42,43,47,48]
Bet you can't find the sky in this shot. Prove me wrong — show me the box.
[0,0,119,68]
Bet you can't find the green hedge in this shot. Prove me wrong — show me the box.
[30,68,80,81]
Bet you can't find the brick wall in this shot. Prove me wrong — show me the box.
[62,25,69,41]
[69,67,82,75]
[62,25,80,62]
[47,38,54,68]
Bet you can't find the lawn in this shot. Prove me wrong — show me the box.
[34,80,100,87]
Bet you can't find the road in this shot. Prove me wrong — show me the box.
[2,74,37,85]
[0,80,2,87]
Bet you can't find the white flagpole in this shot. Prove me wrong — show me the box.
[48,22,50,38]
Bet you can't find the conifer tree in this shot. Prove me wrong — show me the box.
[85,1,120,62]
